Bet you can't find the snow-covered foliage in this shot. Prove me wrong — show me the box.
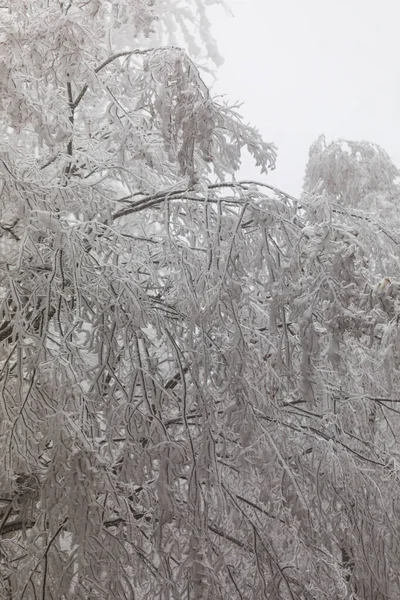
[2,2,400,600]
[304,134,400,210]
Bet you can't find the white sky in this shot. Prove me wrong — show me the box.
[208,0,400,195]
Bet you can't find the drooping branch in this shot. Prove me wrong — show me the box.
[72,47,175,110]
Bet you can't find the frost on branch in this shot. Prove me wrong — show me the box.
[136,48,276,183]
[2,2,400,600]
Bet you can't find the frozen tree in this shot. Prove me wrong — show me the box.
[303,134,400,210]
[304,134,400,280]
[299,137,400,598]
[2,2,400,600]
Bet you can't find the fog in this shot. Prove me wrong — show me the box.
[209,0,400,195]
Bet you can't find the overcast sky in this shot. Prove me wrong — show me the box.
[208,0,400,195]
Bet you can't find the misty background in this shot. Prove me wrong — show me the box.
[209,0,400,195]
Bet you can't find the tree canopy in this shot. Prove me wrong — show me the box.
[1,2,400,600]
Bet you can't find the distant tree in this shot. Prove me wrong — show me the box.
[303,134,400,279]
[2,3,400,600]
[303,134,400,210]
